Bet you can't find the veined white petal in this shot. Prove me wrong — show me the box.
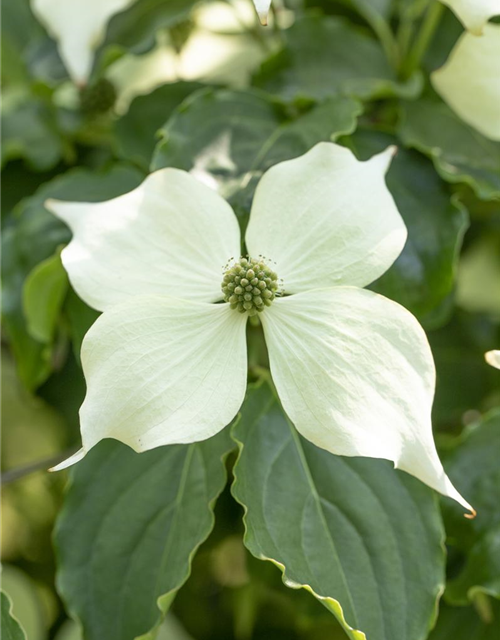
[485,350,500,369]
[31,0,136,84]
[440,0,500,35]
[251,0,272,25]
[245,143,406,293]
[432,24,500,141]
[46,169,241,311]
[77,295,247,455]
[261,287,473,514]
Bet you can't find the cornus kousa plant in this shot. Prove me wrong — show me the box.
[4,0,500,639]
[48,142,473,515]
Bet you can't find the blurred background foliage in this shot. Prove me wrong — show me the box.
[1,0,499,638]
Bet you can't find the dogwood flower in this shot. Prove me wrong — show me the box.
[47,142,472,514]
[432,23,500,141]
[31,0,136,84]
[439,0,500,35]
[485,350,500,369]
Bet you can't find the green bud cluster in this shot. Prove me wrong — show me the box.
[80,78,117,116]
[221,257,279,316]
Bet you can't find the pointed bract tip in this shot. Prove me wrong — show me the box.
[258,13,268,26]
[44,198,61,217]
[49,448,86,472]
[369,145,398,175]
[464,507,477,520]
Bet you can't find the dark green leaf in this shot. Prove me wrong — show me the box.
[1,161,61,217]
[55,431,233,640]
[351,129,468,325]
[428,601,500,640]
[399,99,500,201]
[1,592,27,640]
[253,15,421,103]
[441,412,500,603]
[446,527,500,604]
[232,380,445,640]
[103,0,199,54]
[152,87,362,202]
[151,88,282,182]
[428,312,500,428]
[115,81,205,169]
[1,94,65,171]
[254,96,362,172]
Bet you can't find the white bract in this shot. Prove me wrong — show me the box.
[47,142,473,514]
[251,0,272,25]
[485,350,500,369]
[432,23,500,141]
[31,0,136,84]
[440,0,500,34]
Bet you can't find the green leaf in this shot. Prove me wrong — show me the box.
[428,601,500,640]
[399,99,500,201]
[253,15,421,103]
[152,87,361,194]
[23,249,68,343]
[1,0,45,89]
[1,92,65,171]
[232,380,445,640]
[446,528,500,605]
[1,592,27,640]
[1,164,144,389]
[1,227,54,390]
[151,88,282,181]
[428,312,500,427]
[1,161,61,217]
[0,567,45,640]
[350,129,468,325]
[55,431,234,640]
[115,82,204,169]
[103,0,199,54]
[254,97,362,173]
[441,412,500,604]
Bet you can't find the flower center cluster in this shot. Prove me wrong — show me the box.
[221,257,279,316]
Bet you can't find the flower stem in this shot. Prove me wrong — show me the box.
[402,0,444,78]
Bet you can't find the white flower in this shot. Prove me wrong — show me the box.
[432,23,500,141]
[47,142,473,514]
[31,0,136,84]
[485,350,500,369]
[440,0,500,35]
